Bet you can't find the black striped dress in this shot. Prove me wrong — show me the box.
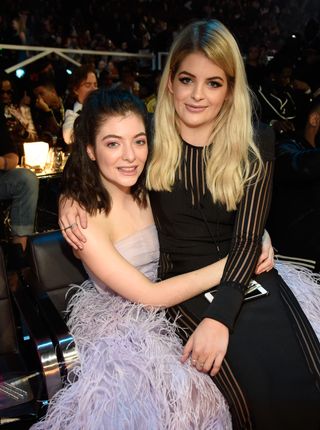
[149,129,320,430]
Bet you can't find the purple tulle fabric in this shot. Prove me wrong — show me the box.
[31,226,320,429]
[31,225,232,429]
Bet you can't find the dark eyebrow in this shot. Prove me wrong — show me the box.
[178,71,225,81]
[101,132,147,140]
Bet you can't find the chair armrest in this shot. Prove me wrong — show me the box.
[8,272,63,399]
[20,270,78,383]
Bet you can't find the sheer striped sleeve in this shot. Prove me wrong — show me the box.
[202,158,274,330]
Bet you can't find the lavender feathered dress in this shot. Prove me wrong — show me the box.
[31,225,232,430]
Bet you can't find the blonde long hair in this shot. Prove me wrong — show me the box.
[146,20,263,211]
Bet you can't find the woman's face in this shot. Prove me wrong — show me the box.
[168,51,229,144]
[75,72,98,104]
[87,112,148,195]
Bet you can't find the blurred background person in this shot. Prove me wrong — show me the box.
[32,78,65,147]
[63,65,98,145]
[0,103,39,268]
[267,96,320,270]
[111,60,140,97]
[0,75,38,161]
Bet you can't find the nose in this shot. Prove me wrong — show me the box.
[122,143,136,162]
[191,83,204,101]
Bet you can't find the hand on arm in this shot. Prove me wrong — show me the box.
[76,216,227,308]
[255,229,274,275]
[58,196,88,250]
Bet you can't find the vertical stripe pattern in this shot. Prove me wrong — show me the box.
[166,305,253,430]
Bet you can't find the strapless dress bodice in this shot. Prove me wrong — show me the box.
[84,224,160,292]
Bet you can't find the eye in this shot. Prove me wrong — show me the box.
[135,138,147,146]
[179,76,192,85]
[208,80,223,88]
[106,141,119,148]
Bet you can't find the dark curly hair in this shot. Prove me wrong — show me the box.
[61,88,149,215]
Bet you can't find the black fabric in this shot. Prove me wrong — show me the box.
[150,125,320,428]
[150,125,274,330]
[266,135,320,266]
[166,269,320,430]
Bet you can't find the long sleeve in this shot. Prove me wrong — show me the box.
[202,157,274,330]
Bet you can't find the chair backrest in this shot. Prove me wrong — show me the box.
[27,230,87,316]
[0,247,18,355]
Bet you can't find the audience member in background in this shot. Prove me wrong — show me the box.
[0,76,38,160]
[256,55,313,138]
[111,60,140,97]
[0,104,39,267]
[256,57,297,138]
[98,69,113,89]
[295,42,320,98]
[244,44,267,90]
[32,79,65,147]
[144,70,162,114]
[63,65,98,145]
[267,96,320,270]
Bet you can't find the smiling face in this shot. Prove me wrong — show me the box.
[86,112,148,195]
[168,51,229,145]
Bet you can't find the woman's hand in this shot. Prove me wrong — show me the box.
[255,230,274,275]
[181,318,229,376]
[58,196,88,250]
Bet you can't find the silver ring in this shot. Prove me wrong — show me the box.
[64,223,77,231]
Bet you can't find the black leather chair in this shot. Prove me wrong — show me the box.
[0,246,62,426]
[24,230,88,383]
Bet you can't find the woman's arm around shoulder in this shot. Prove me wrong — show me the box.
[76,214,226,308]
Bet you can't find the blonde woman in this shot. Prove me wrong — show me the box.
[147,20,320,429]
[59,21,320,429]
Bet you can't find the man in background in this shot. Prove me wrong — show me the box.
[0,103,39,268]
[267,97,320,270]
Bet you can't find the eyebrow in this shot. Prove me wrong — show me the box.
[178,71,225,81]
[101,132,147,140]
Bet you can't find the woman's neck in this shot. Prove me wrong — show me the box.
[180,125,212,147]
